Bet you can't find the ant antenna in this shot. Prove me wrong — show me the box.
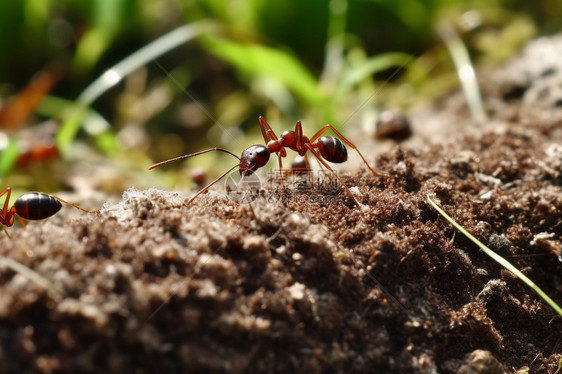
[149,147,242,205]
[148,148,240,170]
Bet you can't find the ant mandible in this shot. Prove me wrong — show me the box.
[0,187,99,234]
[149,116,388,206]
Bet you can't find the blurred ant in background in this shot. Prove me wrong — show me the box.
[0,64,62,168]
[374,110,412,142]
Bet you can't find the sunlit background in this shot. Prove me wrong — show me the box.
[0,0,559,205]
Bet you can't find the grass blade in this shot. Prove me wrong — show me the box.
[436,21,487,123]
[427,195,562,317]
[203,36,325,108]
[57,21,219,151]
[0,138,20,178]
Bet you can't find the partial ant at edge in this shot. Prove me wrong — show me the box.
[0,187,100,236]
[149,116,389,206]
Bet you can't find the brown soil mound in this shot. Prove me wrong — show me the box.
[1,36,562,373]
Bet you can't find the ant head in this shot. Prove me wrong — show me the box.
[239,145,270,176]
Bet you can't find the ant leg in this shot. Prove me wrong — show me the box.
[0,188,24,228]
[258,117,288,196]
[276,152,287,199]
[258,116,279,142]
[305,146,361,206]
[258,115,287,156]
[310,125,388,178]
[293,120,304,153]
[49,196,100,214]
[0,188,17,227]
[0,188,12,219]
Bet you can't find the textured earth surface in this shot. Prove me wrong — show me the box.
[1,35,562,373]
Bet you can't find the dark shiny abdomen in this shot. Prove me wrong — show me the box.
[15,193,62,220]
[318,136,348,163]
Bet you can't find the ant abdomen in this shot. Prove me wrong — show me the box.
[1,187,99,232]
[317,136,348,164]
[15,193,62,220]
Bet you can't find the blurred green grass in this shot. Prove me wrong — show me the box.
[0,0,558,193]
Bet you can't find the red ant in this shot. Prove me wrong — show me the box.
[0,187,99,234]
[149,116,387,206]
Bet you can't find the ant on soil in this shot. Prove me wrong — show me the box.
[0,187,99,236]
[149,116,388,206]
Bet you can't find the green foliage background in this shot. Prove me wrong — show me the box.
[0,0,559,193]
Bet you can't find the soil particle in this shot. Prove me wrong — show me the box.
[1,36,562,373]
[457,349,507,374]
